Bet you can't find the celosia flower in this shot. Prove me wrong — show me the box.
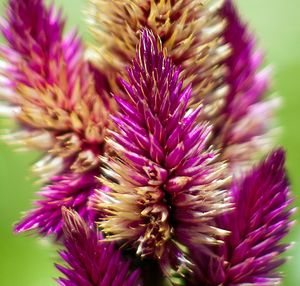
[212,0,280,174]
[0,0,110,236]
[189,149,294,285]
[87,0,230,115]
[0,0,109,177]
[93,30,231,264]
[56,208,141,286]
[88,0,277,175]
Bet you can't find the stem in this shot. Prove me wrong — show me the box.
[141,259,165,286]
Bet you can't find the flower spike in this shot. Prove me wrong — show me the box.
[0,0,110,178]
[190,149,294,285]
[93,29,231,262]
[87,0,230,115]
[56,208,141,286]
[0,0,111,237]
[212,0,279,174]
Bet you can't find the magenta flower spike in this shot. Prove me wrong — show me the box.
[0,0,110,237]
[190,149,294,285]
[56,208,141,286]
[93,29,231,265]
[214,0,280,174]
[0,0,110,174]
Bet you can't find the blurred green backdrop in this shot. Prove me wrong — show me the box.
[0,0,299,285]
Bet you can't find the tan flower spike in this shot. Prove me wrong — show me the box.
[87,0,231,118]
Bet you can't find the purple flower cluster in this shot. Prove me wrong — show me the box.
[0,0,294,285]
[57,208,141,286]
[190,149,294,285]
[96,30,231,262]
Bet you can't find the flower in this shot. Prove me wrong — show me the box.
[86,0,278,175]
[189,149,294,285]
[87,0,230,114]
[0,0,110,178]
[211,0,280,174]
[93,30,231,263]
[56,207,141,286]
[0,0,111,237]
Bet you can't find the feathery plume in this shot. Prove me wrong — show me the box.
[190,149,294,285]
[212,0,279,174]
[87,0,278,175]
[56,208,141,286]
[93,30,231,262]
[0,0,110,179]
[0,0,111,237]
[87,0,230,116]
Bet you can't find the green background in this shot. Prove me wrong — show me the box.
[0,0,300,285]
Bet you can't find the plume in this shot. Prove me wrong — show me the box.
[87,0,230,117]
[0,0,110,237]
[189,149,294,285]
[93,30,231,264]
[212,0,279,175]
[56,208,141,286]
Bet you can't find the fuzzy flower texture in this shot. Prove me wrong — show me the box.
[0,0,295,285]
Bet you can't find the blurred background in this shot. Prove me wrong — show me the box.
[0,0,299,285]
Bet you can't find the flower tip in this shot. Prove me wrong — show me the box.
[140,28,155,42]
[138,27,161,57]
[13,224,24,234]
[272,147,286,158]
[61,208,89,240]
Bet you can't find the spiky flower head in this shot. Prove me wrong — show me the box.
[189,149,294,285]
[0,0,110,178]
[211,0,279,175]
[88,0,277,176]
[93,30,231,263]
[0,0,111,236]
[87,0,230,116]
[56,208,141,286]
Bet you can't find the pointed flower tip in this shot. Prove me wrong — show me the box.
[140,28,159,50]
[270,147,285,162]
[14,171,99,238]
[57,209,141,286]
[260,147,286,179]
[61,207,89,240]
